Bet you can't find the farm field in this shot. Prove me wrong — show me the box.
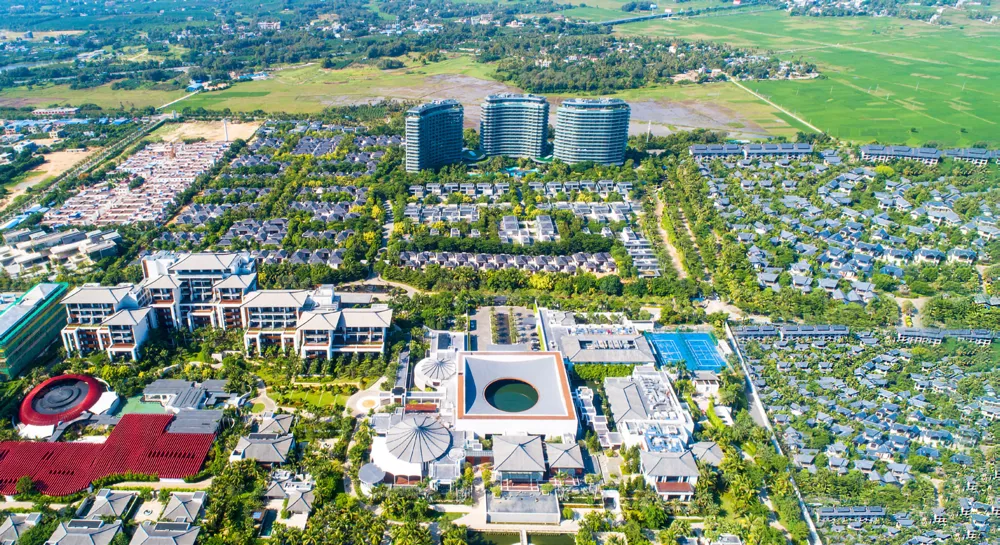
[0,81,186,110]
[557,0,733,21]
[617,11,1000,145]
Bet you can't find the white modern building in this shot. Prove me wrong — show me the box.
[452,351,578,438]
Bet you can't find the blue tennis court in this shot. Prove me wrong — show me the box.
[647,332,727,372]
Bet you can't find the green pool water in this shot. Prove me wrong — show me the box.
[116,395,167,415]
[485,378,539,412]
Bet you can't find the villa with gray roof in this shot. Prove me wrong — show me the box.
[640,450,700,501]
[128,523,199,545]
[161,493,205,523]
[230,433,294,467]
[84,490,138,520]
[45,520,121,545]
[0,514,40,545]
[493,435,546,484]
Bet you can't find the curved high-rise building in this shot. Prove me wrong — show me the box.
[405,100,464,172]
[479,93,549,159]
[553,98,630,165]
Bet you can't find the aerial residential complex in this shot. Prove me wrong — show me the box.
[43,141,231,227]
[404,100,464,172]
[553,98,630,165]
[479,93,549,159]
[59,252,392,361]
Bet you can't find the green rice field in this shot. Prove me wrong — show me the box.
[617,11,1000,145]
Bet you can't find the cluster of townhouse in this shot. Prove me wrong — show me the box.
[700,154,994,303]
[0,228,120,278]
[404,203,481,225]
[395,250,618,274]
[408,180,633,201]
[43,141,231,227]
[498,214,560,245]
[619,226,662,277]
[59,251,391,361]
[861,145,999,167]
[689,143,999,168]
[174,202,263,225]
[733,325,998,540]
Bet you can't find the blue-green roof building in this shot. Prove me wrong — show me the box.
[0,282,68,379]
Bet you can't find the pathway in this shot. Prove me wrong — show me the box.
[728,77,823,134]
[340,274,427,297]
[252,385,277,412]
[157,91,200,111]
[654,193,688,280]
[112,477,213,490]
[345,376,386,417]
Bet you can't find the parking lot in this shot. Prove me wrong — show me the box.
[468,306,539,352]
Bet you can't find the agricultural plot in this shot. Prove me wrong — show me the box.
[617,11,1000,145]
[0,81,186,110]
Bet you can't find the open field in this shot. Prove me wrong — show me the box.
[0,82,186,110]
[0,29,85,41]
[174,56,802,138]
[617,11,1000,145]
[557,0,732,21]
[150,120,262,142]
[0,147,100,207]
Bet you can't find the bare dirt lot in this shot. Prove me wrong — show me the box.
[1,147,100,207]
[153,120,261,142]
[318,73,523,129]
[627,99,773,138]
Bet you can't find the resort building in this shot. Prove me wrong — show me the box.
[60,283,155,362]
[452,351,578,438]
[553,98,630,165]
[0,282,67,379]
[405,100,464,172]
[604,365,695,449]
[140,251,257,332]
[479,94,548,159]
[946,148,994,167]
[46,521,121,545]
[860,145,942,166]
[60,252,393,360]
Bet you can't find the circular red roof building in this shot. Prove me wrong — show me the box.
[19,374,105,426]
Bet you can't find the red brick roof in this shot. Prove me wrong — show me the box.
[655,482,695,495]
[0,414,214,496]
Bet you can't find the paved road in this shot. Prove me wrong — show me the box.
[252,385,277,412]
[345,376,386,417]
[112,478,213,490]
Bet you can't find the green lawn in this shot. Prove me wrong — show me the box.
[275,388,349,408]
[617,11,1000,145]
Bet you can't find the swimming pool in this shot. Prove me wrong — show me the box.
[646,332,727,372]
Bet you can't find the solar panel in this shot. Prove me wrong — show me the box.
[153,522,191,532]
[68,520,104,529]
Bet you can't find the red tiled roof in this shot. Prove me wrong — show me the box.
[0,414,213,496]
[19,375,104,426]
[655,482,695,495]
